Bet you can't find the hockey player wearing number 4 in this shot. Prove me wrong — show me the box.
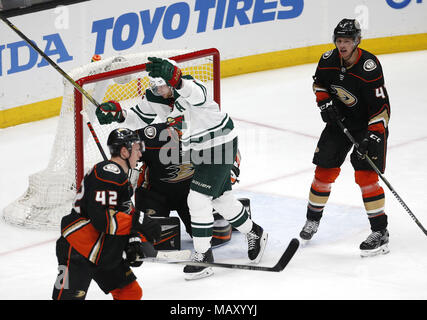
[300,19,391,257]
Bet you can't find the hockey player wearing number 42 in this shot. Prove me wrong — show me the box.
[96,57,268,280]
[52,128,161,300]
[300,18,391,258]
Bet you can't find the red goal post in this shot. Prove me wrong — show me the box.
[74,48,220,190]
[2,48,220,230]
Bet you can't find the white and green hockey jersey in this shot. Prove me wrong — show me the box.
[120,89,173,129]
[167,76,236,151]
[123,76,237,152]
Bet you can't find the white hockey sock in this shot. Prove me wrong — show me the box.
[188,190,214,253]
[213,191,253,234]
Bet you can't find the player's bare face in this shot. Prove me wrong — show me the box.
[129,143,142,168]
[335,37,356,62]
[157,85,173,99]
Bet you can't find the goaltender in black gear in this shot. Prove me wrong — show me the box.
[134,122,246,249]
[52,128,161,300]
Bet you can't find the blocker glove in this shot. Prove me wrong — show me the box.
[95,100,125,125]
[131,210,161,244]
[146,57,182,88]
[318,98,343,124]
[356,130,382,160]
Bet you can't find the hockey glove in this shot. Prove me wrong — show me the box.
[318,98,343,124]
[146,57,182,88]
[356,130,382,160]
[132,210,161,244]
[95,100,125,125]
[125,233,146,267]
[231,149,241,185]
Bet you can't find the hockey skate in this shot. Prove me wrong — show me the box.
[360,229,390,258]
[183,248,214,280]
[247,223,268,264]
[299,219,320,241]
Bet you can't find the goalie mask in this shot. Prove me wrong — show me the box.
[107,128,144,158]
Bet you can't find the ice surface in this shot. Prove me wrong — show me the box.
[1,50,427,300]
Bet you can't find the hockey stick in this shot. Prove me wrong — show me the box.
[142,238,300,272]
[80,110,109,161]
[0,15,177,259]
[0,14,109,161]
[0,14,101,109]
[336,120,427,236]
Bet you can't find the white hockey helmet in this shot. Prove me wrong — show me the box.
[148,76,170,96]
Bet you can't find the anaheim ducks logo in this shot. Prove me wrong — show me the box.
[331,85,358,107]
[161,163,194,183]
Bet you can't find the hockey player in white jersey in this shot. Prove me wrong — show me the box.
[95,58,267,279]
[143,57,268,280]
[95,77,174,128]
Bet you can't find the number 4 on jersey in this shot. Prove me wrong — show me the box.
[375,86,386,99]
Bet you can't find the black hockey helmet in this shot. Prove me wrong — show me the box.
[107,128,143,157]
[333,19,361,43]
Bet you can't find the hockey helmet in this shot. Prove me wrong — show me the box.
[333,19,361,44]
[107,128,144,157]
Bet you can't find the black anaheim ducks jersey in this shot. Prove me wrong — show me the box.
[136,123,194,207]
[314,48,390,132]
[60,160,134,267]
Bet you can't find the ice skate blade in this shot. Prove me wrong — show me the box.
[251,232,268,264]
[360,244,390,258]
[184,267,214,281]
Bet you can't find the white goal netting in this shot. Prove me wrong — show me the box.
[3,48,219,230]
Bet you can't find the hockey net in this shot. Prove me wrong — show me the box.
[3,48,220,230]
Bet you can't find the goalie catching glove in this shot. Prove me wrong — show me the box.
[146,57,182,88]
[131,210,161,244]
[95,100,125,125]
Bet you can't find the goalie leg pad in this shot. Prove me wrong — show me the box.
[152,216,181,250]
[211,213,232,248]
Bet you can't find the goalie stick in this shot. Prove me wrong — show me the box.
[336,120,427,236]
[142,238,300,272]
